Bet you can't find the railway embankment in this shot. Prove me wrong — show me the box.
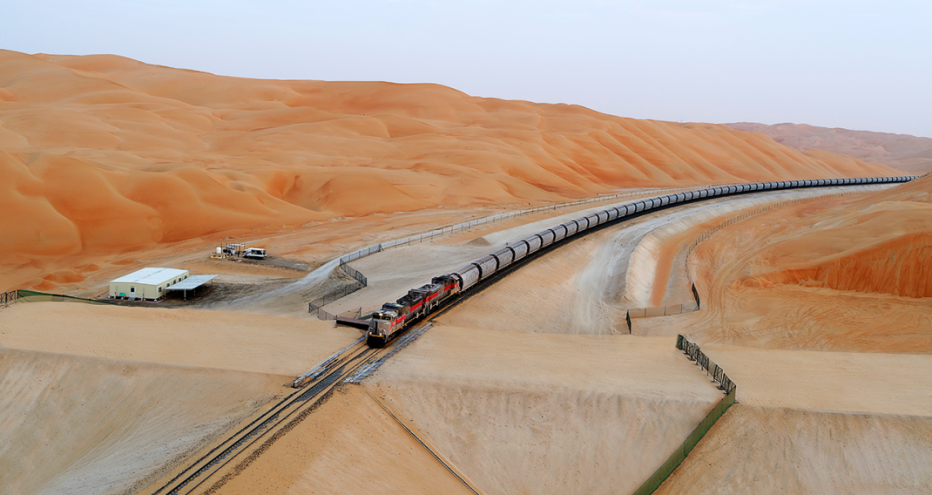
[361,327,723,495]
[0,348,284,495]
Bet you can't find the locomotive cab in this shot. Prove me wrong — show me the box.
[367,303,404,347]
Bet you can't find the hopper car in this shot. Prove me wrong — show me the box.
[366,176,917,347]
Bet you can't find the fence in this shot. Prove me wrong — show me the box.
[625,284,701,332]
[13,289,114,305]
[308,262,368,320]
[632,335,737,495]
[316,185,707,320]
[0,290,17,308]
[676,335,735,394]
[340,263,367,286]
[337,185,711,267]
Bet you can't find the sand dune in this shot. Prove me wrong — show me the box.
[0,49,897,291]
[741,176,932,299]
[0,348,284,495]
[728,122,932,174]
[654,175,932,352]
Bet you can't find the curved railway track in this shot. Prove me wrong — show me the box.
[152,175,917,494]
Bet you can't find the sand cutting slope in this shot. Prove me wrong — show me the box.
[436,187,884,335]
[655,405,932,495]
[206,386,475,495]
[640,176,932,353]
[364,327,722,495]
[0,302,359,376]
[0,49,897,291]
[0,348,285,495]
[314,195,674,319]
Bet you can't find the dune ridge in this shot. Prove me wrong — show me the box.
[727,122,932,175]
[0,49,897,290]
[736,175,932,299]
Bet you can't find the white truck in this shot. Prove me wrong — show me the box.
[242,247,267,260]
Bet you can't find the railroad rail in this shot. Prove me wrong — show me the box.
[151,332,414,495]
[362,175,917,346]
[155,175,916,493]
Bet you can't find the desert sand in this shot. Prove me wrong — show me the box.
[728,122,932,175]
[204,386,476,495]
[0,348,285,495]
[437,185,890,335]
[667,175,932,353]
[655,405,932,494]
[208,326,723,495]
[0,302,359,376]
[3,48,928,495]
[618,177,932,493]
[0,49,897,293]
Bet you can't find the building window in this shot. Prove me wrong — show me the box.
[130,286,135,293]
[159,287,162,293]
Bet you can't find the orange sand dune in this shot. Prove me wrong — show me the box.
[739,175,932,299]
[678,175,932,352]
[0,49,896,290]
[728,122,932,174]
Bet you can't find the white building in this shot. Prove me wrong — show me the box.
[109,267,189,301]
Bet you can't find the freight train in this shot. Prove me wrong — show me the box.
[365,176,918,347]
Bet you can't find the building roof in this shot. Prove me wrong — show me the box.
[165,275,217,291]
[111,267,189,286]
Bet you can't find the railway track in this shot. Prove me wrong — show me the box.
[151,334,405,495]
[151,175,917,494]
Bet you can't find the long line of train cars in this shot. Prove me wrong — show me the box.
[365,176,918,346]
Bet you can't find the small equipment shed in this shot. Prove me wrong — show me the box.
[109,267,190,301]
[164,274,218,300]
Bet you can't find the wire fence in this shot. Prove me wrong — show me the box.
[12,289,114,305]
[633,335,737,495]
[339,245,383,264]
[340,263,367,286]
[0,290,17,308]
[308,261,368,320]
[315,185,707,320]
[677,335,735,394]
[337,186,711,267]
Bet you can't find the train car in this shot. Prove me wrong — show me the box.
[524,235,544,255]
[551,225,568,242]
[492,247,515,270]
[562,221,579,237]
[510,240,530,262]
[362,175,917,347]
[474,255,499,281]
[453,263,480,291]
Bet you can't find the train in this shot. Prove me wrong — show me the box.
[365,175,918,347]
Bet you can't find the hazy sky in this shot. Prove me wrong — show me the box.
[3,1,930,137]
